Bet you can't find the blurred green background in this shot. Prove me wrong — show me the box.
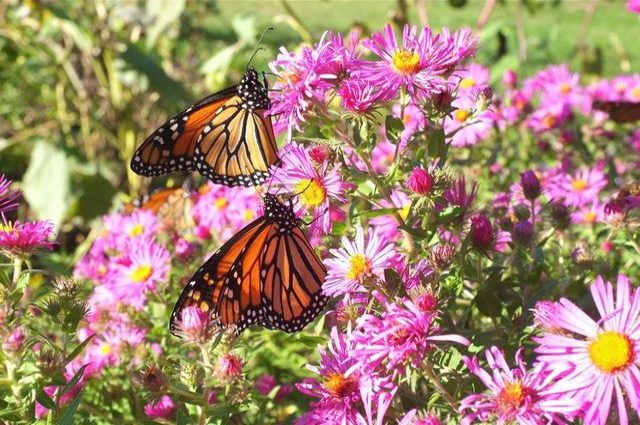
[0,0,636,260]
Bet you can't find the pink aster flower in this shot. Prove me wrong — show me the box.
[297,327,397,425]
[144,395,175,419]
[443,175,477,214]
[0,220,54,258]
[628,0,640,13]
[351,295,469,371]
[271,142,349,235]
[215,353,243,382]
[390,103,426,145]
[407,167,434,195]
[359,24,476,101]
[323,225,397,297]
[454,64,490,102]
[255,374,277,395]
[533,274,640,425]
[527,102,572,133]
[0,175,20,221]
[571,202,605,225]
[460,346,575,425]
[338,76,391,114]
[107,241,170,310]
[445,105,495,147]
[176,305,216,344]
[547,166,607,207]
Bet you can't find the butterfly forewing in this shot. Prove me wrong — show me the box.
[169,195,327,335]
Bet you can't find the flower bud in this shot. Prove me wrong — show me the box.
[139,364,168,393]
[275,383,293,400]
[215,353,243,382]
[430,244,456,270]
[2,327,25,354]
[177,306,215,344]
[430,88,453,112]
[475,87,494,112]
[415,292,438,313]
[175,238,197,262]
[520,170,541,201]
[513,204,531,221]
[407,167,434,195]
[512,220,534,246]
[255,374,277,395]
[144,395,175,419]
[470,214,494,250]
[503,69,518,88]
[532,301,561,332]
[550,201,571,229]
[206,390,217,405]
[308,145,331,164]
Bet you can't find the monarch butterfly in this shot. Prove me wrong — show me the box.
[169,193,328,334]
[592,100,640,124]
[124,184,196,234]
[130,68,279,187]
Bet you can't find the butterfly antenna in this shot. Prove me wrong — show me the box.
[246,27,274,72]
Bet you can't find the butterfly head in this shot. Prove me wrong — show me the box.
[264,193,301,230]
[238,68,270,111]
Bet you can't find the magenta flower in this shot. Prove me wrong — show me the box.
[460,347,575,425]
[627,0,640,13]
[359,24,476,100]
[0,175,20,221]
[520,170,542,201]
[255,374,277,395]
[108,240,170,310]
[323,225,397,297]
[407,167,434,195]
[271,142,349,235]
[144,395,175,419]
[215,353,243,382]
[338,76,391,114]
[571,202,605,225]
[297,327,397,425]
[469,214,494,250]
[527,102,572,133]
[193,184,259,241]
[547,166,607,207]
[0,220,54,258]
[533,274,640,425]
[443,175,477,213]
[2,327,26,354]
[454,64,490,101]
[351,295,468,372]
[177,305,215,344]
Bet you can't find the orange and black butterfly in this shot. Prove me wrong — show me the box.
[124,184,196,233]
[169,193,328,334]
[130,68,278,187]
[593,100,640,124]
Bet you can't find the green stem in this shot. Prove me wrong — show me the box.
[422,361,457,410]
[10,258,22,292]
[198,345,213,425]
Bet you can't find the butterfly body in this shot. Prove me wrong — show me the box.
[131,69,278,187]
[170,194,328,335]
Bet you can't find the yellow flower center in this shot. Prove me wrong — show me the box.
[589,331,634,373]
[559,83,572,94]
[129,224,144,237]
[324,372,358,398]
[459,77,476,89]
[584,211,597,223]
[571,178,588,192]
[498,380,525,409]
[346,254,371,280]
[541,113,557,129]
[631,87,640,101]
[131,265,152,283]
[455,109,470,123]
[400,203,411,221]
[0,222,17,235]
[392,49,420,75]
[215,197,228,209]
[616,82,628,93]
[100,343,112,356]
[243,209,254,221]
[295,179,326,208]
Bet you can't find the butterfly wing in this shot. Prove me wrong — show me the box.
[593,100,640,123]
[194,98,279,187]
[131,87,237,176]
[169,217,327,335]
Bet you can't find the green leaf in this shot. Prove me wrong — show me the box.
[145,0,186,48]
[64,334,95,366]
[73,173,117,221]
[36,389,57,410]
[200,45,240,76]
[60,365,88,396]
[59,390,83,425]
[177,409,190,425]
[231,12,257,44]
[385,115,404,144]
[425,128,446,159]
[22,140,71,230]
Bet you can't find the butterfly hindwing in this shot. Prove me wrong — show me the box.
[169,195,327,335]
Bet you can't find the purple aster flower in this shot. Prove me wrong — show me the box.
[358,24,476,101]
[460,346,576,425]
[107,240,170,310]
[144,395,175,419]
[351,295,468,372]
[533,274,640,425]
[255,374,277,395]
[443,175,477,213]
[527,101,572,133]
[0,220,54,258]
[297,327,397,425]
[176,305,216,344]
[0,175,20,222]
[338,76,392,114]
[271,142,349,236]
[469,214,494,250]
[407,167,434,195]
[323,225,397,297]
[546,166,607,207]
